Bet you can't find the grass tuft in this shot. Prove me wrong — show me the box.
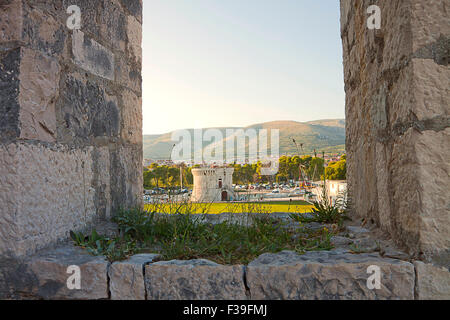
[71,205,336,264]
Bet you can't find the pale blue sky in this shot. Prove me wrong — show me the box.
[142,0,345,134]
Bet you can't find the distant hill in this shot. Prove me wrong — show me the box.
[143,119,346,160]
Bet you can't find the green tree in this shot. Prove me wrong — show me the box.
[167,167,180,187]
[325,157,346,180]
[308,157,324,181]
[143,170,154,189]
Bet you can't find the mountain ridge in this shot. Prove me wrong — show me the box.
[143,119,346,160]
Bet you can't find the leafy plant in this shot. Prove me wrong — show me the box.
[70,230,87,246]
[72,198,344,264]
[290,181,349,225]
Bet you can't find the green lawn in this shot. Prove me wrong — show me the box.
[144,200,314,214]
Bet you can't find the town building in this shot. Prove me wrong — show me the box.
[190,167,235,202]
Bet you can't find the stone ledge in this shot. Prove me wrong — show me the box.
[109,253,159,300]
[26,245,109,300]
[7,244,450,300]
[414,261,450,300]
[145,259,247,300]
[246,250,415,300]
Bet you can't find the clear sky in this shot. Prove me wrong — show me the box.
[142,0,345,135]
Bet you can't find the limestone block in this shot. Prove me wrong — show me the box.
[116,54,141,93]
[110,144,143,212]
[411,0,450,52]
[389,130,421,253]
[410,59,450,120]
[126,15,142,64]
[27,245,109,300]
[59,73,120,143]
[377,0,413,72]
[120,0,143,23]
[375,142,392,231]
[92,147,111,220]
[415,128,450,262]
[414,261,450,300]
[381,247,410,261]
[72,30,115,80]
[100,0,127,52]
[145,259,247,300]
[109,254,159,300]
[120,88,142,145]
[18,48,60,142]
[339,0,352,34]
[0,143,96,256]
[247,250,415,300]
[331,236,354,248]
[0,48,21,141]
[22,5,68,57]
[0,0,23,42]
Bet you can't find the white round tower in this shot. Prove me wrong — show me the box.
[190,167,235,202]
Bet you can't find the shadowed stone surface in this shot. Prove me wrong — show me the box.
[27,245,109,300]
[414,261,450,300]
[0,48,21,142]
[72,30,114,80]
[341,0,450,265]
[247,250,415,300]
[109,254,159,300]
[145,259,247,300]
[0,0,143,259]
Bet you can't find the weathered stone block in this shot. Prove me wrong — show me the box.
[27,245,109,300]
[120,0,142,23]
[110,144,143,212]
[377,0,413,72]
[414,261,450,300]
[0,0,23,43]
[116,54,141,93]
[0,0,143,263]
[22,4,68,57]
[375,142,392,231]
[411,0,450,52]
[72,30,115,80]
[126,14,142,64]
[247,250,415,300]
[109,254,159,300]
[145,259,247,300]
[100,0,127,53]
[58,73,120,144]
[331,236,353,248]
[0,143,96,256]
[92,147,112,220]
[18,48,60,142]
[342,0,449,261]
[414,128,450,264]
[409,58,450,120]
[0,48,21,141]
[120,88,142,145]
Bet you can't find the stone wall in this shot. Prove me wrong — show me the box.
[0,0,143,257]
[18,244,449,300]
[340,0,449,266]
